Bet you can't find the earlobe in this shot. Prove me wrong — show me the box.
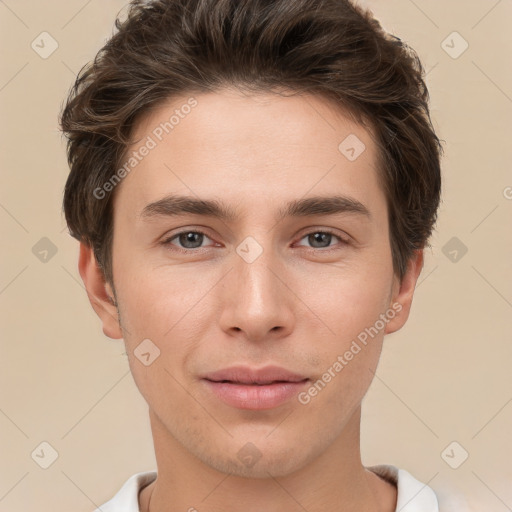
[78,242,123,340]
[384,249,424,335]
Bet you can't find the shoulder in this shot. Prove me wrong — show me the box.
[92,471,157,512]
[366,464,469,512]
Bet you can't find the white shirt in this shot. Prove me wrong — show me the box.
[93,464,464,512]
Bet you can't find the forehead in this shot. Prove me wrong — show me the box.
[113,88,384,219]
[130,88,375,154]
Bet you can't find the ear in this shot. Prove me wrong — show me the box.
[384,249,424,335]
[78,242,123,340]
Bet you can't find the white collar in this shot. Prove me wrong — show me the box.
[95,464,439,512]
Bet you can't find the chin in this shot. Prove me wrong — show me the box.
[201,441,313,479]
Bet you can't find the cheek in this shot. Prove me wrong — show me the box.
[116,263,213,338]
[114,265,219,401]
[297,266,392,400]
[304,263,393,341]
[298,310,386,427]
[116,273,201,407]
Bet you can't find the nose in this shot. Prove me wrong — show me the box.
[217,243,296,343]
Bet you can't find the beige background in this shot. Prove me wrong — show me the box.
[1,1,511,510]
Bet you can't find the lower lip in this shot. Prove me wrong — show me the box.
[203,379,309,410]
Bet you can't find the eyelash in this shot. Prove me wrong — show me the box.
[160,228,350,254]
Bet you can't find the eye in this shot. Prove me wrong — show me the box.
[162,230,214,251]
[295,230,348,250]
[161,228,349,253]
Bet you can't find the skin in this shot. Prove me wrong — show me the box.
[79,88,424,512]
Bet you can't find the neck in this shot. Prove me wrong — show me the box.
[139,406,396,512]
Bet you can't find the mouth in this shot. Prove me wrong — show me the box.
[202,365,308,385]
[206,379,308,385]
[201,370,310,410]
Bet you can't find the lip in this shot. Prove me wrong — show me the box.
[201,365,309,410]
[203,380,309,410]
[202,365,308,384]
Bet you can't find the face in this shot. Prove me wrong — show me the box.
[81,88,422,478]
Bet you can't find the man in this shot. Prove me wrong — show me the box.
[59,0,452,510]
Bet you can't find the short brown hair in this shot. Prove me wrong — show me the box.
[60,0,443,288]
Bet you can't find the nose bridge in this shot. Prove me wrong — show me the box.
[238,238,278,305]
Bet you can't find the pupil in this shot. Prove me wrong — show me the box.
[310,232,330,248]
[180,232,202,248]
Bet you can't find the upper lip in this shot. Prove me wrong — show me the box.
[202,365,308,385]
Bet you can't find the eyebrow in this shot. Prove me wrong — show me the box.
[139,194,371,222]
